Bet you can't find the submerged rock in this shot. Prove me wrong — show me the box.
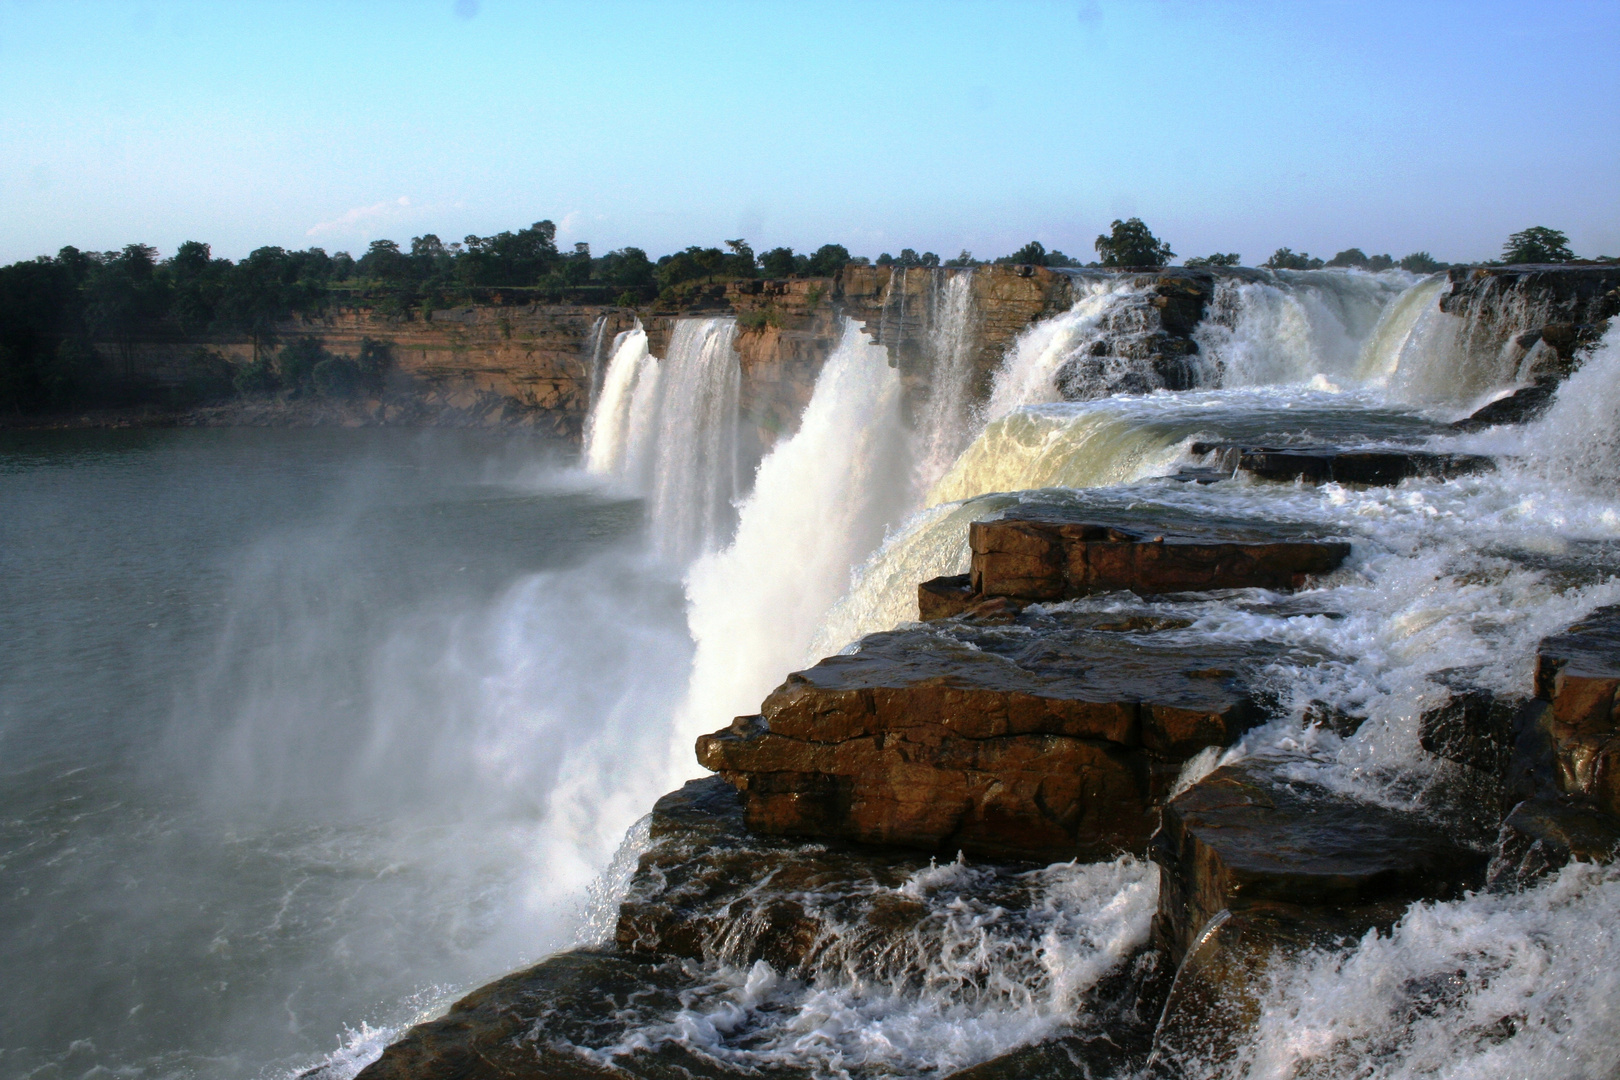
[699,606,1272,861]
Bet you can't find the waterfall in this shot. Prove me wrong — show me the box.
[582,314,612,408]
[582,321,647,476]
[582,317,742,563]
[673,319,913,777]
[912,270,982,493]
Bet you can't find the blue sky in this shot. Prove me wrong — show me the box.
[2,0,1616,266]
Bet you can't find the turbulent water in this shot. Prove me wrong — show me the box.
[6,270,1619,1080]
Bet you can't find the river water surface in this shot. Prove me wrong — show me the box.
[0,428,691,1079]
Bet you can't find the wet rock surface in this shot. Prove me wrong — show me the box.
[1191,440,1495,486]
[699,605,1278,861]
[1535,604,1620,814]
[963,507,1350,604]
[1151,757,1493,962]
[1450,378,1560,431]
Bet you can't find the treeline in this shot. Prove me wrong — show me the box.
[2,216,1601,415]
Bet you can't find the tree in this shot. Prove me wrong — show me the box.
[1326,248,1370,268]
[944,250,977,268]
[806,244,851,276]
[276,336,328,394]
[1007,241,1047,266]
[1264,248,1324,270]
[1399,252,1445,273]
[598,247,655,291]
[1502,226,1575,264]
[1094,219,1173,268]
[356,336,392,394]
[1186,253,1241,268]
[760,246,800,277]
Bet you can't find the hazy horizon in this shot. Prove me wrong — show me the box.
[2,0,1617,266]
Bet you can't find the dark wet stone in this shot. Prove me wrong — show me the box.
[1488,791,1620,890]
[1418,672,1518,779]
[967,509,1350,603]
[1535,604,1620,814]
[1145,903,1401,1076]
[1450,379,1559,431]
[616,778,936,972]
[1191,442,1495,486]
[355,949,786,1080]
[1151,758,1492,962]
[699,607,1271,861]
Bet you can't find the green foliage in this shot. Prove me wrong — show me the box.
[737,307,784,332]
[356,336,392,395]
[944,250,978,268]
[1502,226,1575,264]
[616,290,639,308]
[760,247,806,277]
[1094,219,1173,268]
[1007,241,1048,266]
[1264,248,1325,270]
[1186,253,1242,268]
[806,244,850,276]
[276,337,329,394]
[312,355,361,398]
[1399,252,1446,273]
[1324,248,1395,271]
[233,355,280,395]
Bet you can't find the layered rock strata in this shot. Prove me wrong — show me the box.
[697,605,1273,862]
[963,512,1351,603]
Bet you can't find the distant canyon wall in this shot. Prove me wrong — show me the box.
[99,264,1618,440]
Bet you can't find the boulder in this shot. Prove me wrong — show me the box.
[1450,379,1560,431]
[917,572,978,620]
[965,512,1350,603]
[698,607,1269,861]
[616,778,934,972]
[1535,604,1620,813]
[1488,791,1620,890]
[1146,904,1360,1075]
[1151,758,1491,962]
[1191,442,1495,486]
[1418,672,1518,779]
[352,949,777,1080]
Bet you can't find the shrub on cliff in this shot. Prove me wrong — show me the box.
[1095,219,1174,268]
[1502,226,1575,264]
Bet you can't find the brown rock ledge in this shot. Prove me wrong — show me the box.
[698,606,1277,862]
[963,514,1351,604]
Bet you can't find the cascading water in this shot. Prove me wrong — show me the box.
[583,317,742,562]
[911,270,983,492]
[675,319,913,780]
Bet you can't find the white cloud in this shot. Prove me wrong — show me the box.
[306,196,412,238]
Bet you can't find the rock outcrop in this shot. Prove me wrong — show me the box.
[697,602,1276,862]
[962,510,1350,604]
[1150,758,1491,963]
[1190,441,1495,486]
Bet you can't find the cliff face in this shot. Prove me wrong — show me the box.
[97,264,1620,441]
